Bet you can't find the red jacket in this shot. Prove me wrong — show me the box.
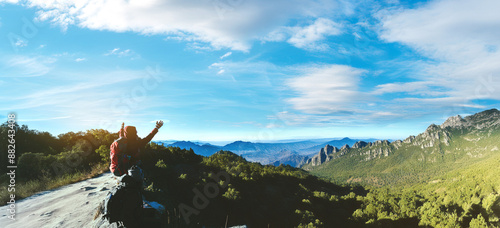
[110,127,158,176]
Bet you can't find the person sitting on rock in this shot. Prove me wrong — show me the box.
[110,120,164,176]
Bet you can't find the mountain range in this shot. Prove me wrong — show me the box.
[302,108,500,186]
[154,137,377,167]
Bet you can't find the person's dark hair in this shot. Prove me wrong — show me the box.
[124,126,137,139]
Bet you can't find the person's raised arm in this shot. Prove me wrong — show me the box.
[140,120,163,147]
[118,122,125,138]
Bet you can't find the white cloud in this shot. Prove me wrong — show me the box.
[378,0,500,58]
[0,0,19,4]
[14,38,28,47]
[105,48,128,57]
[105,48,120,55]
[263,18,343,51]
[24,0,348,51]
[377,0,500,107]
[220,52,232,59]
[288,18,342,50]
[75,57,86,62]
[104,48,139,59]
[287,64,367,114]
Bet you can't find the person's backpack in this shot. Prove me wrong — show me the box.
[103,174,143,227]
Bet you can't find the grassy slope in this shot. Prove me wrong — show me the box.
[305,110,500,226]
[308,124,500,187]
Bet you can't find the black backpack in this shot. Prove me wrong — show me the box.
[103,174,143,227]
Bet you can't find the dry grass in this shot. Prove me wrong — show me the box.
[0,163,109,206]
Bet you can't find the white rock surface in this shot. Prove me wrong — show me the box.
[0,173,117,228]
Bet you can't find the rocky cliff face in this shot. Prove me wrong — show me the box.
[303,109,500,168]
[441,115,467,129]
[360,140,392,161]
[306,145,338,166]
[304,139,394,167]
[305,143,357,166]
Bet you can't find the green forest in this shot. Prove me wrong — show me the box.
[1,109,500,227]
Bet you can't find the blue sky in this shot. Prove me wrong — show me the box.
[1,0,500,142]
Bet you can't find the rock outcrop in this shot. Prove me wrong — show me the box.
[352,141,368,149]
[306,145,340,166]
[441,115,467,129]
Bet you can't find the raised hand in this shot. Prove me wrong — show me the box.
[119,122,125,138]
[155,120,164,129]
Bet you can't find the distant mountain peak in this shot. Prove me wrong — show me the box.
[441,108,500,129]
[441,115,466,128]
[464,108,500,121]
[228,140,251,145]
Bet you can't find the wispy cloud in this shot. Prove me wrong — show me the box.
[18,116,72,122]
[1,55,55,77]
[75,57,86,62]
[14,38,28,47]
[14,69,146,103]
[104,48,139,59]
[372,81,448,96]
[105,48,126,56]
[207,59,283,84]
[271,110,403,127]
[220,52,232,59]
